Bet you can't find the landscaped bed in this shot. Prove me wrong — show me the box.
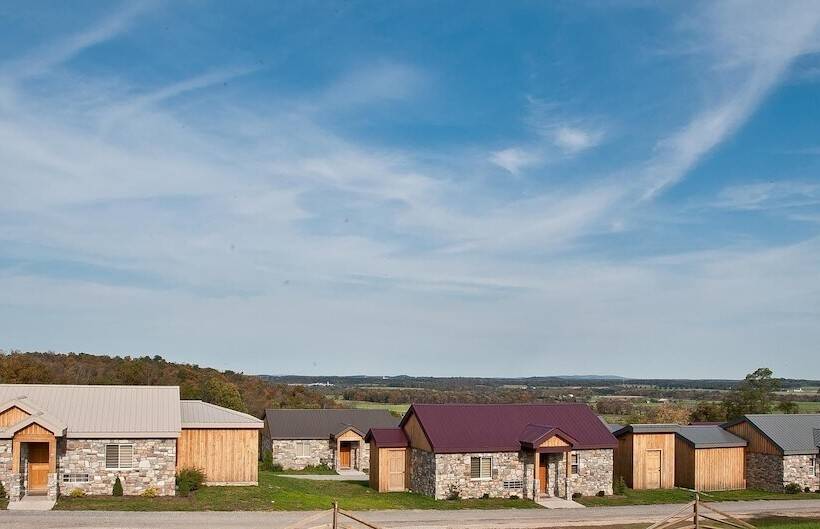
[54,470,539,511]
[575,488,820,507]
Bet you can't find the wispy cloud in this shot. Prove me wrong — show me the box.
[712,181,820,211]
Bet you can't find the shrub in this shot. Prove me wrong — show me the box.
[261,449,275,471]
[784,483,801,494]
[68,488,86,498]
[509,494,519,500]
[112,476,123,497]
[805,487,812,494]
[614,476,626,495]
[141,487,159,497]
[0,481,6,499]
[481,493,490,499]
[572,492,582,499]
[596,490,606,497]
[445,484,460,500]
[176,467,206,495]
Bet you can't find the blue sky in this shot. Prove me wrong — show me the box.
[1,1,820,378]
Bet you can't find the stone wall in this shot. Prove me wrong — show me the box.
[270,439,334,470]
[783,454,819,492]
[409,448,436,497]
[359,443,371,473]
[0,440,12,499]
[568,449,614,497]
[58,438,176,496]
[432,452,527,500]
[746,453,784,492]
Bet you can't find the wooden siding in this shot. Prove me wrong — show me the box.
[0,406,29,427]
[16,423,52,437]
[403,413,432,452]
[675,436,696,489]
[540,436,570,448]
[726,421,781,454]
[631,433,676,489]
[695,447,745,491]
[369,442,408,492]
[337,430,364,442]
[614,433,634,488]
[177,429,259,484]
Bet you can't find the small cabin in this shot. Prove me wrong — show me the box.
[365,428,409,492]
[613,424,747,492]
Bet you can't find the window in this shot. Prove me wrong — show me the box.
[571,453,580,474]
[105,444,134,469]
[295,441,311,458]
[812,456,817,476]
[470,456,492,480]
[503,479,523,489]
[62,473,90,483]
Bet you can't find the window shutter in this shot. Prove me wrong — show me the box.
[480,457,491,479]
[105,445,119,469]
[470,457,481,479]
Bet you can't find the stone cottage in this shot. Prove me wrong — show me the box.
[366,403,617,502]
[0,384,263,502]
[261,408,398,471]
[724,414,819,492]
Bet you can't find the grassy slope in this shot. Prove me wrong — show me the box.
[576,488,820,507]
[55,471,538,511]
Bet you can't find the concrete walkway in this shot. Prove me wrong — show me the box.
[278,470,369,481]
[1,499,819,529]
[6,495,55,511]
[536,496,585,509]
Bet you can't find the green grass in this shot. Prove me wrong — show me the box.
[54,470,539,511]
[275,464,337,475]
[338,400,410,414]
[795,402,820,412]
[576,488,820,507]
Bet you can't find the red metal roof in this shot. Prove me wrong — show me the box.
[400,403,617,453]
[365,427,409,448]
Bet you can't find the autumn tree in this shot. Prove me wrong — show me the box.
[689,401,725,423]
[722,367,780,420]
[202,377,247,412]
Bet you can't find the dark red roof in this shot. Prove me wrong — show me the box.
[365,427,409,448]
[401,403,617,453]
[517,424,578,449]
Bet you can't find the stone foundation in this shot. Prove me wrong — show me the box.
[746,453,785,492]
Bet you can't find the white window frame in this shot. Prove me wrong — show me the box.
[811,456,817,476]
[571,452,580,475]
[295,441,311,458]
[470,456,492,481]
[105,444,134,470]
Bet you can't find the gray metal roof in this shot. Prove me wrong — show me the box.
[676,425,747,448]
[263,408,398,439]
[735,414,820,455]
[606,423,624,433]
[0,384,181,438]
[180,400,263,429]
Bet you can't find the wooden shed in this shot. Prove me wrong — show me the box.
[674,426,746,491]
[365,427,409,492]
[177,400,264,485]
[613,424,677,489]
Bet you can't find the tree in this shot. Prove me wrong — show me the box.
[777,400,799,414]
[722,367,780,420]
[689,401,725,423]
[202,377,247,412]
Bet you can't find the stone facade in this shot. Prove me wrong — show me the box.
[58,438,177,496]
[409,448,437,497]
[783,455,819,492]
[0,440,12,499]
[269,439,335,470]
[432,451,528,500]
[746,453,785,492]
[568,449,614,496]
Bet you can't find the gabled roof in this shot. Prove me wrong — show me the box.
[365,427,409,448]
[180,400,263,429]
[400,403,617,453]
[676,426,746,448]
[517,424,578,450]
[262,408,398,440]
[0,384,181,438]
[724,414,820,455]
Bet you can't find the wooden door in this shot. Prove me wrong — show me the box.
[645,450,662,489]
[538,458,548,493]
[387,449,405,491]
[27,443,50,493]
[339,443,351,469]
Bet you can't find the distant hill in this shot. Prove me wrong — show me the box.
[0,351,336,416]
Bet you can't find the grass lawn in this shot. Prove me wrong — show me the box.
[274,464,337,475]
[55,470,539,511]
[795,401,820,413]
[338,400,410,415]
[576,488,820,507]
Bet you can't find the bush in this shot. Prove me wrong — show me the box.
[0,481,6,499]
[445,484,460,500]
[596,490,605,497]
[784,483,801,494]
[261,449,275,471]
[481,493,490,499]
[112,476,123,497]
[509,494,519,499]
[614,476,626,495]
[176,467,206,495]
[68,488,86,498]
[805,487,811,494]
[141,487,158,497]
[572,492,582,499]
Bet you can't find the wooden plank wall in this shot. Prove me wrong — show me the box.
[370,445,408,492]
[541,436,570,448]
[614,433,634,488]
[369,440,380,490]
[674,436,695,489]
[725,421,780,454]
[403,413,432,451]
[694,447,745,491]
[631,433,676,489]
[0,406,29,427]
[177,429,259,484]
